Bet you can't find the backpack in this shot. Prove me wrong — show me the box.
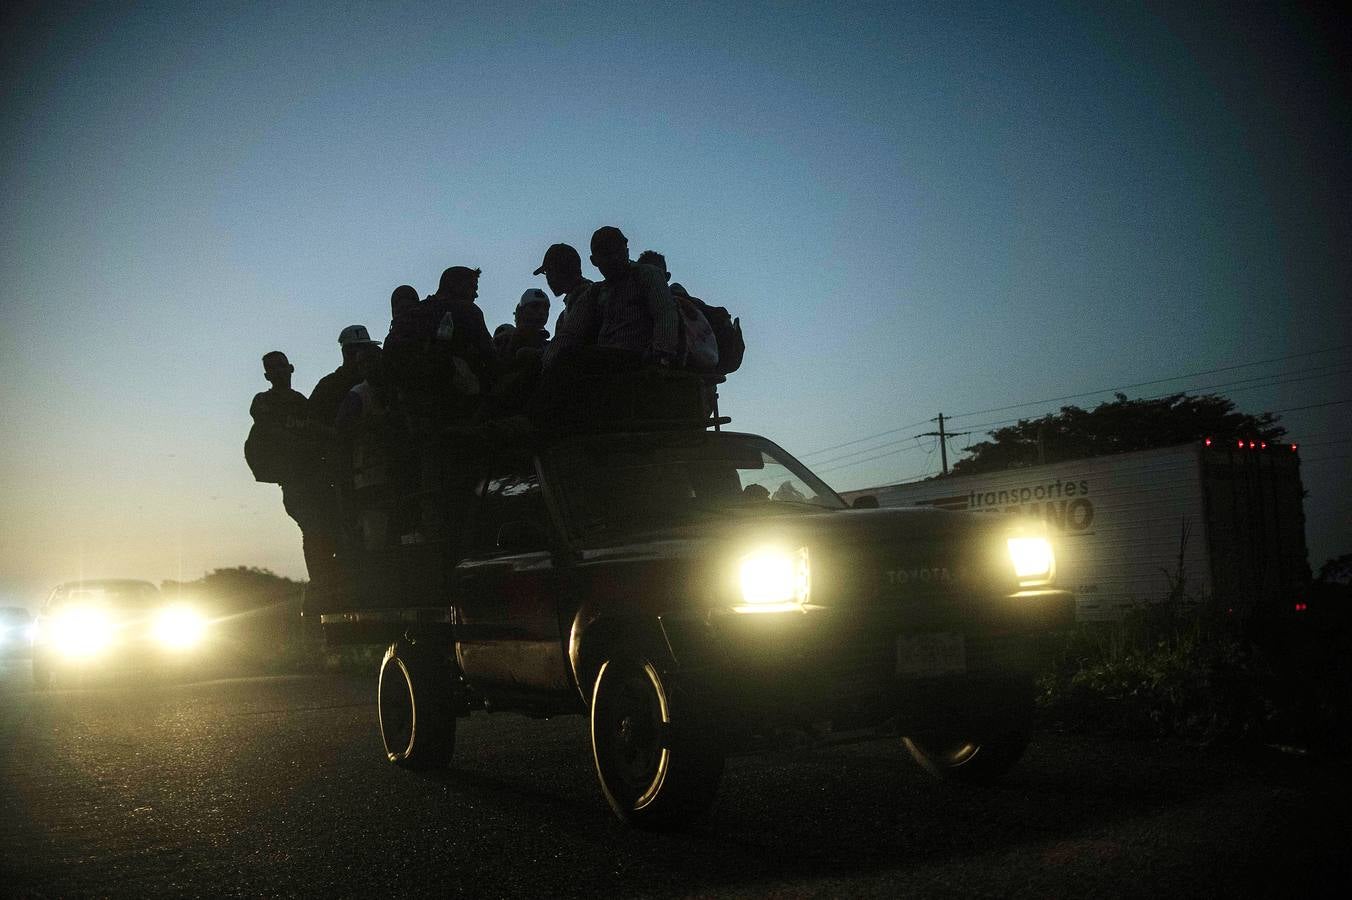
[244,423,292,484]
[674,295,720,371]
[690,297,744,375]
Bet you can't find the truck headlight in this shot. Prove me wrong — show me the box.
[153,605,207,650]
[51,606,114,658]
[736,546,810,613]
[1007,537,1055,586]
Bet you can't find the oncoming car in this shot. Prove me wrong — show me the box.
[31,579,212,688]
[318,414,1075,828]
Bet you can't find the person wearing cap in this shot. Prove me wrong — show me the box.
[296,325,382,593]
[509,288,551,355]
[310,325,381,429]
[533,243,595,370]
[486,289,554,415]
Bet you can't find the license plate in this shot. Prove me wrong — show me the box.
[896,633,966,677]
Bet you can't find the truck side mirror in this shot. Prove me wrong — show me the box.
[852,495,880,510]
[496,520,549,552]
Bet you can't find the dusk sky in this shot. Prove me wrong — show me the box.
[2,0,1348,604]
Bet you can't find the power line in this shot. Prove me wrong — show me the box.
[956,372,1349,437]
[798,347,1350,465]
[943,345,1352,422]
[798,417,933,459]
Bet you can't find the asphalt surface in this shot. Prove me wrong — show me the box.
[1,659,1348,899]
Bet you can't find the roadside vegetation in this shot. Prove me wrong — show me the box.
[162,567,377,675]
[1037,554,1352,752]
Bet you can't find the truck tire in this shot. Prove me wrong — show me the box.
[589,652,724,828]
[378,639,455,770]
[902,730,1029,784]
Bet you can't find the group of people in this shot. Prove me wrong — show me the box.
[245,225,743,592]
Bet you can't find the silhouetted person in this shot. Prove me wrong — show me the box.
[528,229,679,428]
[311,325,381,428]
[247,351,335,595]
[636,249,668,281]
[390,284,419,326]
[488,290,552,415]
[508,289,551,356]
[301,326,381,594]
[247,350,310,483]
[588,226,678,363]
[386,266,495,420]
[336,348,396,551]
[637,249,719,371]
[534,243,596,369]
[493,323,517,358]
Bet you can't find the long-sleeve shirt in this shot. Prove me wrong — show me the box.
[591,263,679,358]
[543,278,596,369]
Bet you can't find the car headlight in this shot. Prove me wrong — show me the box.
[736,546,810,613]
[1007,536,1055,586]
[153,605,207,650]
[50,606,114,658]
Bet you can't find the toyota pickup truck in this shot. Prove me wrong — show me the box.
[316,402,1073,826]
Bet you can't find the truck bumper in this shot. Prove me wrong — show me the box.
[659,589,1074,735]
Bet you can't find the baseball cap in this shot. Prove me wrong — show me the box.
[533,243,581,276]
[517,288,550,309]
[338,324,380,346]
[590,226,627,254]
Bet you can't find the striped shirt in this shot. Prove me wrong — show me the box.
[543,278,596,369]
[592,263,679,358]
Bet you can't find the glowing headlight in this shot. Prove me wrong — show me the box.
[153,605,207,650]
[51,606,114,658]
[1007,537,1055,585]
[736,547,810,613]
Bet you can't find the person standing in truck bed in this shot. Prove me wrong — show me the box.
[246,351,334,592]
[534,242,595,371]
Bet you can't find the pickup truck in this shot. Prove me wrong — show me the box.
[310,375,1070,821]
[317,398,1073,827]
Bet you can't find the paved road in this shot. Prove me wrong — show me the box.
[1,661,1348,898]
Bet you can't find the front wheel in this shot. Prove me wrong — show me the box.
[590,653,724,828]
[378,639,456,770]
[902,730,1030,783]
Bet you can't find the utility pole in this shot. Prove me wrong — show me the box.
[917,413,970,476]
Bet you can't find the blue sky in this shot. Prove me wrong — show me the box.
[1,1,1347,600]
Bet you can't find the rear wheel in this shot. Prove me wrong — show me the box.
[590,652,724,828]
[378,639,456,770]
[902,730,1029,783]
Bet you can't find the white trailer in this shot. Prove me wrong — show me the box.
[840,442,1309,621]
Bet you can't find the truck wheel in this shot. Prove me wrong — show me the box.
[378,640,455,770]
[902,730,1029,783]
[590,653,724,828]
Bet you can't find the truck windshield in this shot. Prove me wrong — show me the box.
[545,432,845,542]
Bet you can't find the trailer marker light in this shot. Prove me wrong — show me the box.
[1205,438,1212,447]
[1295,602,1307,613]
[1260,442,1267,449]
[1291,444,1298,452]
[1237,440,1244,449]
[1248,441,1256,449]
